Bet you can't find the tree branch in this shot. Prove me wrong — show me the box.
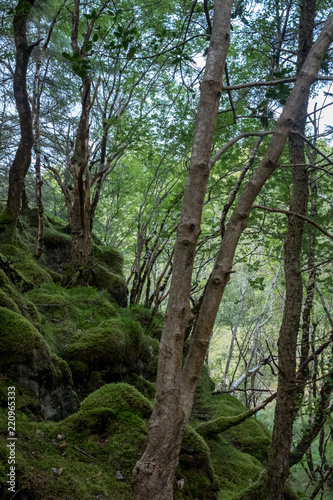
[210,130,274,168]
[252,205,333,241]
[222,75,333,91]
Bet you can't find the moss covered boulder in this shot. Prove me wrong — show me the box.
[63,316,156,384]
[0,307,78,420]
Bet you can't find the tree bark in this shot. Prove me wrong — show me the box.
[0,0,36,241]
[132,1,233,498]
[70,76,93,280]
[289,376,333,468]
[267,2,316,497]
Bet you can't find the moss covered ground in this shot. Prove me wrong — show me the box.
[0,218,307,499]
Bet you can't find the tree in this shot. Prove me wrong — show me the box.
[133,4,333,498]
[267,1,316,497]
[0,0,39,241]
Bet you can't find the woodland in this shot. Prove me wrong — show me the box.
[0,0,332,499]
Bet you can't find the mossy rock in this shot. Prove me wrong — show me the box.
[127,374,156,400]
[176,425,219,499]
[68,360,90,383]
[0,307,78,420]
[0,207,15,229]
[78,382,152,418]
[212,394,271,463]
[0,270,42,328]
[43,227,71,248]
[94,245,124,276]
[229,472,300,500]
[129,304,163,339]
[44,214,71,232]
[0,207,16,240]
[63,317,153,377]
[0,288,20,313]
[92,263,127,306]
[0,244,52,289]
[0,307,45,367]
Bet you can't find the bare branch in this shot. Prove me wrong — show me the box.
[252,205,333,241]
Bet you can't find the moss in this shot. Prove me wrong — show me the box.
[0,207,15,227]
[209,434,263,500]
[0,307,45,368]
[0,378,41,420]
[79,383,152,418]
[0,270,41,329]
[92,263,127,306]
[175,426,219,499]
[86,371,104,393]
[0,207,16,240]
[228,472,301,500]
[63,317,153,375]
[129,304,163,339]
[44,214,70,231]
[212,394,271,463]
[68,360,90,382]
[94,245,124,276]
[0,288,21,313]
[43,227,71,248]
[0,244,52,289]
[127,374,156,400]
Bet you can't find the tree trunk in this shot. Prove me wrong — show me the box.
[132,1,233,498]
[0,0,36,241]
[70,77,93,281]
[267,2,316,497]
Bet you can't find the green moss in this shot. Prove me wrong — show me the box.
[129,304,163,339]
[127,374,156,400]
[86,371,104,393]
[92,263,127,305]
[94,245,124,275]
[212,394,271,463]
[210,433,263,499]
[45,214,70,231]
[63,317,153,374]
[0,288,21,313]
[175,426,219,499]
[228,472,300,500]
[0,378,41,420]
[68,360,90,382]
[0,307,45,368]
[44,227,71,248]
[79,383,152,418]
[0,270,42,329]
[0,244,52,288]
[0,207,16,240]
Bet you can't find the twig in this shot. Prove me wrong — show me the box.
[73,446,99,463]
